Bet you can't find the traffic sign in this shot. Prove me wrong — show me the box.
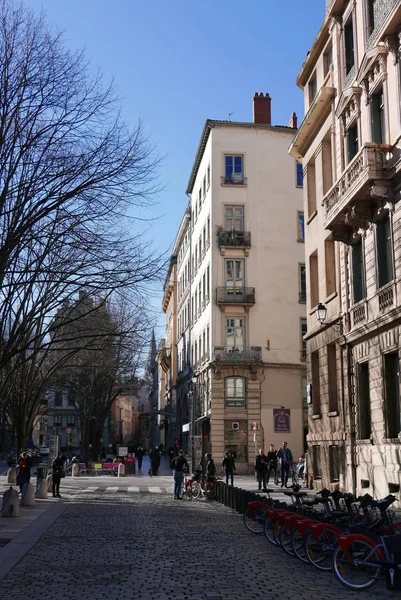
[65,427,72,434]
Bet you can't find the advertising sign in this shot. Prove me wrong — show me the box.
[273,408,291,433]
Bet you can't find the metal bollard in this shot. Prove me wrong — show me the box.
[118,463,125,477]
[47,474,53,492]
[7,468,17,485]
[72,463,80,477]
[2,487,19,518]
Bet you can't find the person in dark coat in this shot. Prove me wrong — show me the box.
[135,444,145,470]
[222,450,236,486]
[149,446,161,476]
[16,452,32,492]
[266,444,278,486]
[205,453,216,482]
[255,449,268,490]
[52,454,66,498]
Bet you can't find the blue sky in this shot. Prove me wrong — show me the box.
[29,0,325,336]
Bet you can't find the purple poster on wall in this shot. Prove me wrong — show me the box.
[273,408,291,433]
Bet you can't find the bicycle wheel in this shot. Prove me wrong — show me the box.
[279,524,295,556]
[305,529,338,571]
[264,515,279,546]
[243,505,269,534]
[191,481,201,499]
[332,539,381,591]
[291,529,309,563]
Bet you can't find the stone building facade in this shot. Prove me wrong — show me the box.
[164,94,307,473]
[290,0,401,501]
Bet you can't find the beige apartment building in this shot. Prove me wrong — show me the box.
[163,94,306,473]
[290,0,401,500]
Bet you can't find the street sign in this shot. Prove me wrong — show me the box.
[65,427,72,434]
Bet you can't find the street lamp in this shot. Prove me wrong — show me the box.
[315,303,328,324]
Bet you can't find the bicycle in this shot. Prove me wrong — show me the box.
[180,472,193,501]
[192,477,217,501]
[332,495,401,591]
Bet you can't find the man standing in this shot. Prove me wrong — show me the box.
[135,443,145,470]
[170,449,189,499]
[255,449,268,491]
[277,442,293,488]
[222,450,236,486]
[52,454,66,498]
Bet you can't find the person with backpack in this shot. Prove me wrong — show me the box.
[170,449,189,499]
[205,453,216,482]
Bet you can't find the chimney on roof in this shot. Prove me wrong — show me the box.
[289,112,298,129]
[253,92,271,125]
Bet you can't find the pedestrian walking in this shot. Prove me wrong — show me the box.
[222,450,236,486]
[149,446,161,476]
[255,449,268,490]
[277,441,293,488]
[16,452,32,493]
[170,449,189,499]
[52,454,66,498]
[205,453,216,482]
[266,444,278,486]
[135,443,145,470]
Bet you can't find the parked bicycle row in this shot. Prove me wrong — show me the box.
[243,486,401,592]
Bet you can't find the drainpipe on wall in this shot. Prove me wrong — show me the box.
[343,245,357,496]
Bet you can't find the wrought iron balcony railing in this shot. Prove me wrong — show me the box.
[217,230,251,248]
[213,346,262,363]
[221,174,247,185]
[216,287,255,305]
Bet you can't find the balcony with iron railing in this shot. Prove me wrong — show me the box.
[217,229,251,249]
[213,346,263,363]
[323,143,392,236]
[221,174,247,186]
[216,287,255,306]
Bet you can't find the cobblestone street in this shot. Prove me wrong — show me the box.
[0,485,400,600]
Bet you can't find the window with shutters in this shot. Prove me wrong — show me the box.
[224,205,244,231]
[327,344,338,413]
[384,352,401,439]
[300,318,307,361]
[225,377,246,409]
[371,91,385,144]
[296,162,303,187]
[377,215,393,288]
[299,263,306,303]
[357,363,371,440]
[312,445,322,478]
[352,239,365,303]
[344,16,355,76]
[311,351,321,414]
[347,125,359,163]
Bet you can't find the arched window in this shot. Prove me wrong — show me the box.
[225,377,246,409]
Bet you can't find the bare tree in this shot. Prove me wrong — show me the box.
[0,0,166,441]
